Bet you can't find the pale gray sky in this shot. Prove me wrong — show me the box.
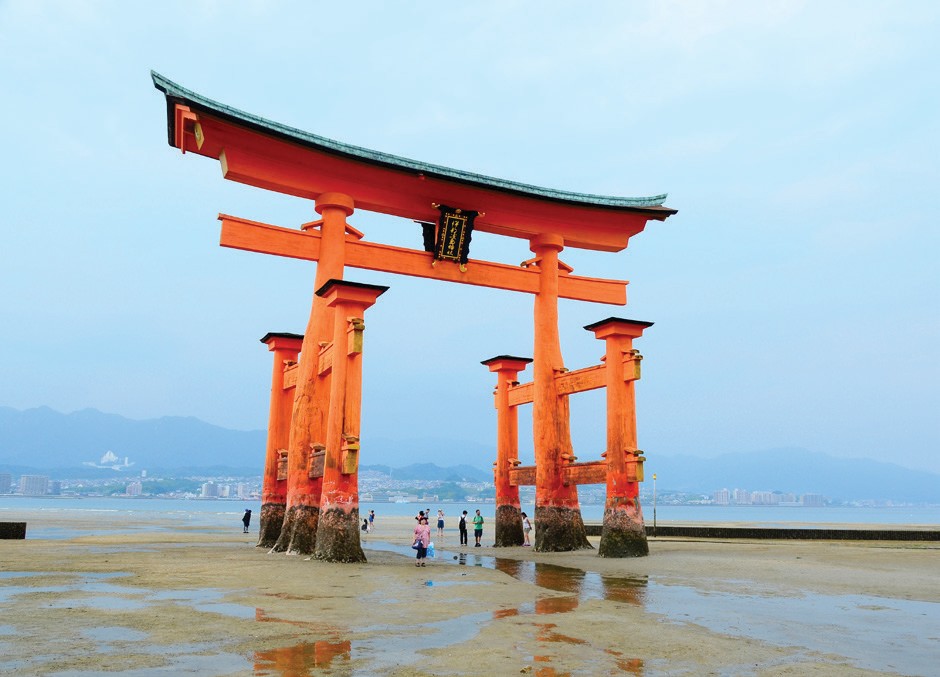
[1,1,938,473]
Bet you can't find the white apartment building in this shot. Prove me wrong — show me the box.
[19,475,49,496]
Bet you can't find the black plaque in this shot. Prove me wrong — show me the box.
[433,204,477,265]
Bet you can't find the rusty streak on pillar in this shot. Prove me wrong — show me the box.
[482,355,532,547]
[314,279,387,563]
[586,317,652,557]
[258,332,304,548]
[530,233,591,552]
[273,192,352,554]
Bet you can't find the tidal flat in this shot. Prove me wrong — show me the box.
[0,509,937,676]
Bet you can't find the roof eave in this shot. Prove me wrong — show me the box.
[152,71,676,216]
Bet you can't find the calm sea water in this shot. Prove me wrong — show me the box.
[2,496,938,527]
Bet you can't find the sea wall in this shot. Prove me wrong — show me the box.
[582,524,940,541]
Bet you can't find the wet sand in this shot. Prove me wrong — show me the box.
[1,510,937,676]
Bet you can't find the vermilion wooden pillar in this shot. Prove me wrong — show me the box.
[586,317,652,557]
[482,355,532,547]
[314,279,387,562]
[530,234,591,551]
[273,193,352,554]
[258,332,303,548]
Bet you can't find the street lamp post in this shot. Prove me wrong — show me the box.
[652,473,657,536]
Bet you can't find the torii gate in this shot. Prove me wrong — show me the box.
[153,72,677,560]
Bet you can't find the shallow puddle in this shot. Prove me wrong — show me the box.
[46,651,251,677]
[491,558,648,606]
[646,584,940,675]
[0,572,135,605]
[0,571,47,580]
[80,626,149,643]
[364,540,648,608]
[254,639,351,675]
[355,610,493,671]
[0,571,256,619]
[420,579,488,588]
[51,596,149,611]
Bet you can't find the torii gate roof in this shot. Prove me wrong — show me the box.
[153,72,676,252]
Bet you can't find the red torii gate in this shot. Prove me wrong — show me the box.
[153,72,676,560]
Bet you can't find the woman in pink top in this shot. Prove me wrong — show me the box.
[413,516,431,567]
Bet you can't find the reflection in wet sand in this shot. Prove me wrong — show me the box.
[534,596,579,615]
[530,625,580,676]
[490,560,649,632]
[254,639,351,676]
[528,624,644,675]
[535,622,587,645]
[484,561,649,674]
[492,558,648,607]
[607,648,644,675]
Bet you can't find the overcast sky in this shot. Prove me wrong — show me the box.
[1,1,938,475]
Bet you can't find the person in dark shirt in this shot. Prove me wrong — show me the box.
[458,510,468,546]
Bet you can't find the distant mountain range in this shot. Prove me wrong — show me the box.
[0,406,492,480]
[1,406,937,502]
[0,406,266,472]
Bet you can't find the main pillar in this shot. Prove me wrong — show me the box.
[530,234,591,551]
[314,280,387,562]
[586,317,652,557]
[482,355,532,547]
[273,193,352,554]
[258,332,303,548]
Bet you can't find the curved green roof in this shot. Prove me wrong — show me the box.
[152,71,671,211]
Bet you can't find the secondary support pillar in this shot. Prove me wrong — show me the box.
[258,332,303,548]
[586,317,652,557]
[274,192,353,554]
[314,279,388,563]
[482,355,532,547]
[530,234,591,552]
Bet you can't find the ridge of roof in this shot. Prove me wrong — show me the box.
[152,71,672,211]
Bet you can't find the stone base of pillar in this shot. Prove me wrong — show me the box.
[257,502,286,548]
[271,504,319,555]
[314,506,366,563]
[534,505,592,552]
[598,504,649,557]
[494,504,524,547]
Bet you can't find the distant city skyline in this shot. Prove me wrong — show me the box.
[4,463,928,508]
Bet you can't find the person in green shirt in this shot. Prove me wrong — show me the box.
[472,509,484,547]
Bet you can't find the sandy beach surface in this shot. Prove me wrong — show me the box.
[1,509,937,676]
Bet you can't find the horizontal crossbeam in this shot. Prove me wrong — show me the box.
[219,214,627,305]
[507,363,607,406]
[508,460,608,487]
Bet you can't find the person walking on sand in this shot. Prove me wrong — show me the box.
[413,516,431,567]
[368,509,375,532]
[241,509,251,533]
[458,510,468,546]
[522,512,532,546]
[472,509,484,547]
[436,509,445,539]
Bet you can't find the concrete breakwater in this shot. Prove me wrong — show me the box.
[584,523,940,541]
